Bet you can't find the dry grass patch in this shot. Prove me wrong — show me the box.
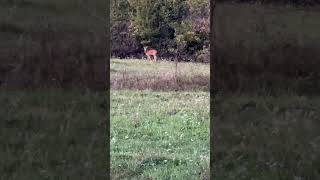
[111,59,209,91]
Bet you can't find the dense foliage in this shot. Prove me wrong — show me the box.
[111,0,210,62]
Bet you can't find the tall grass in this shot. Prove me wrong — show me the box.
[110,58,210,179]
[111,59,210,91]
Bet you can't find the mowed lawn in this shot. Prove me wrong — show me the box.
[110,59,210,179]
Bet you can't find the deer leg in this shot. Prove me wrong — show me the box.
[154,55,157,62]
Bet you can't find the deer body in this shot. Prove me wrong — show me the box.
[144,47,157,61]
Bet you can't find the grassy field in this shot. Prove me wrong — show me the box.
[111,59,209,91]
[111,59,320,179]
[1,0,320,179]
[0,88,107,179]
[111,90,210,179]
[110,59,210,179]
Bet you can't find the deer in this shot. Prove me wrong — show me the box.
[144,46,157,61]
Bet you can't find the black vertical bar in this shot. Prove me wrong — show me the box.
[210,1,217,179]
[106,0,111,179]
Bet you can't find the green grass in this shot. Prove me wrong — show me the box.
[110,58,320,179]
[1,1,319,179]
[111,59,210,179]
[111,90,210,179]
[0,88,107,179]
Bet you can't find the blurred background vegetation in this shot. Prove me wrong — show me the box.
[0,1,108,179]
[0,0,107,90]
[213,1,320,95]
[111,0,320,94]
[1,0,319,93]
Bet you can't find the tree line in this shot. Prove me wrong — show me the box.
[111,0,210,62]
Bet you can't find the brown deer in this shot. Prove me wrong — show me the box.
[144,47,157,61]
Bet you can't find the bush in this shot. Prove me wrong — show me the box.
[195,48,210,63]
